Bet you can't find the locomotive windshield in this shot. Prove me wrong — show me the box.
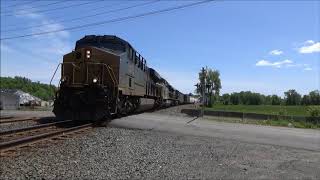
[75,35,126,52]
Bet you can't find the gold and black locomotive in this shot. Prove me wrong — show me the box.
[53,35,189,121]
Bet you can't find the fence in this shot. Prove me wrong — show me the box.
[180,109,320,125]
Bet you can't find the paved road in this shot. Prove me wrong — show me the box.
[110,113,320,151]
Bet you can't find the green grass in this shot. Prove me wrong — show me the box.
[204,116,320,129]
[206,105,315,116]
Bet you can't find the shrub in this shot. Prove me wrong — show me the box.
[307,106,320,117]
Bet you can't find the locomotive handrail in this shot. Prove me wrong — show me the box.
[50,63,61,87]
[85,62,118,85]
[55,62,118,91]
[106,66,116,86]
[105,66,117,96]
[107,66,118,85]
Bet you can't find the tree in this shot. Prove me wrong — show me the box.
[271,95,281,105]
[207,69,221,106]
[0,76,56,101]
[195,68,207,105]
[284,89,301,105]
[264,95,272,105]
[301,95,311,105]
[309,90,320,105]
[221,94,230,105]
[195,67,221,106]
[195,68,206,95]
[230,93,240,105]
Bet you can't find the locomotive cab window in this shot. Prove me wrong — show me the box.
[128,48,132,60]
[135,53,138,64]
[138,55,142,68]
[141,58,144,70]
[129,77,132,87]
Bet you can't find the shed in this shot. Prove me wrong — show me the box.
[0,90,19,110]
[0,89,42,110]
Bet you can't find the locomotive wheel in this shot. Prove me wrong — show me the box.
[117,96,141,116]
[117,96,127,116]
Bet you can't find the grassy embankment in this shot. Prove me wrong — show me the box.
[204,105,320,129]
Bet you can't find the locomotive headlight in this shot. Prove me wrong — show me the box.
[92,78,98,83]
[86,50,91,59]
[61,76,67,82]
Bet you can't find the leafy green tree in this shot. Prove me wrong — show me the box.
[309,90,320,105]
[264,95,272,105]
[221,94,230,105]
[196,68,221,106]
[301,95,311,105]
[284,89,301,105]
[271,95,281,105]
[230,93,240,105]
[195,69,206,95]
[0,76,56,101]
[207,69,221,106]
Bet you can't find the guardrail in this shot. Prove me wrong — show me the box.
[181,109,320,124]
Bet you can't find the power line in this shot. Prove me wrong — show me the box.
[1,1,99,17]
[1,0,213,41]
[1,0,39,10]
[1,1,70,14]
[3,1,125,28]
[2,1,159,33]
[0,0,213,40]
[2,41,56,65]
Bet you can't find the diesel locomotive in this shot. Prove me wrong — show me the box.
[52,35,190,121]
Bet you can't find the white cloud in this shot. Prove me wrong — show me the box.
[29,19,71,55]
[18,10,72,56]
[269,49,283,55]
[13,6,43,19]
[305,40,314,44]
[256,59,292,68]
[255,59,313,71]
[32,20,70,39]
[298,40,320,54]
[1,7,73,84]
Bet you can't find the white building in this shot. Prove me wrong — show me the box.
[0,89,42,110]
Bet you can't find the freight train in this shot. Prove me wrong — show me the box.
[52,35,192,121]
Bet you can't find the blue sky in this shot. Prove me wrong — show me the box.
[1,0,319,96]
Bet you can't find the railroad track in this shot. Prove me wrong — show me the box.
[0,117,38,124]
[0,120,93,154]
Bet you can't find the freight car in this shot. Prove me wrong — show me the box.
[52,35,191,121]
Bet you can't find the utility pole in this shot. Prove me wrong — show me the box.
[195,67,208,117]
[201,67,207,117]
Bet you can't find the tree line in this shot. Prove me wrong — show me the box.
[220,90,320,106]
[0,76,56,101]
[195,67,320,106]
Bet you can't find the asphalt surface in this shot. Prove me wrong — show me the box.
[110,113,320,151]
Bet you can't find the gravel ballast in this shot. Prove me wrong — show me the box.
[1,125,319,179]
[1,105,319,179]
[0,120,39,132]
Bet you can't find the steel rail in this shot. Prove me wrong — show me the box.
[0,117,36,124]
[0,123,92,150]
[0,120,73,136]
[0,116,13,120]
